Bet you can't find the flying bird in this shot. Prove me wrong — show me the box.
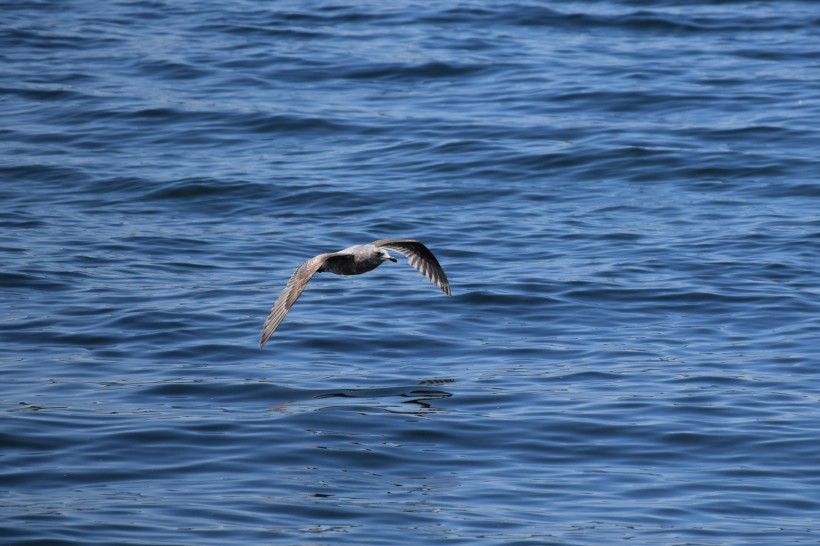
[259,239,451,347]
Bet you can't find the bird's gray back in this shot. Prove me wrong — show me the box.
[321,245,383,275]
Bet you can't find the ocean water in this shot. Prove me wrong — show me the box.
[3,0,820,544]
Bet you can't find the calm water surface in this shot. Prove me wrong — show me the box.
[3,1,820,544]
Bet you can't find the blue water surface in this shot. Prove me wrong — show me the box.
[3,1,820,544]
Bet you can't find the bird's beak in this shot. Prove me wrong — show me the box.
[388,256,397,262]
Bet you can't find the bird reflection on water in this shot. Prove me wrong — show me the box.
[270,379,455,415]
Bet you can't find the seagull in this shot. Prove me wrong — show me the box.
[259,239,451,347]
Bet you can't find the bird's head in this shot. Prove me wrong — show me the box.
[380,249,398,263]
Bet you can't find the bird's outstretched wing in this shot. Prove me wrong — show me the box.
[259,252,353,347]
[371,239,451,296]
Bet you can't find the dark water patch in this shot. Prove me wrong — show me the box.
[425,5,806,34]
[733,46,820,62]
[341,60,491,81]
[130,59,212,82]
[269,5,388,25]
[761,182,820,199]
[0,271,72,292]
[244,113,364,135]
[117,106,196,124]
[0,85,85,102]
[143,177,267,206]
[0,163,89,188]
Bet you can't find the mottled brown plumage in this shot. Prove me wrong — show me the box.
[259,239,451,347]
